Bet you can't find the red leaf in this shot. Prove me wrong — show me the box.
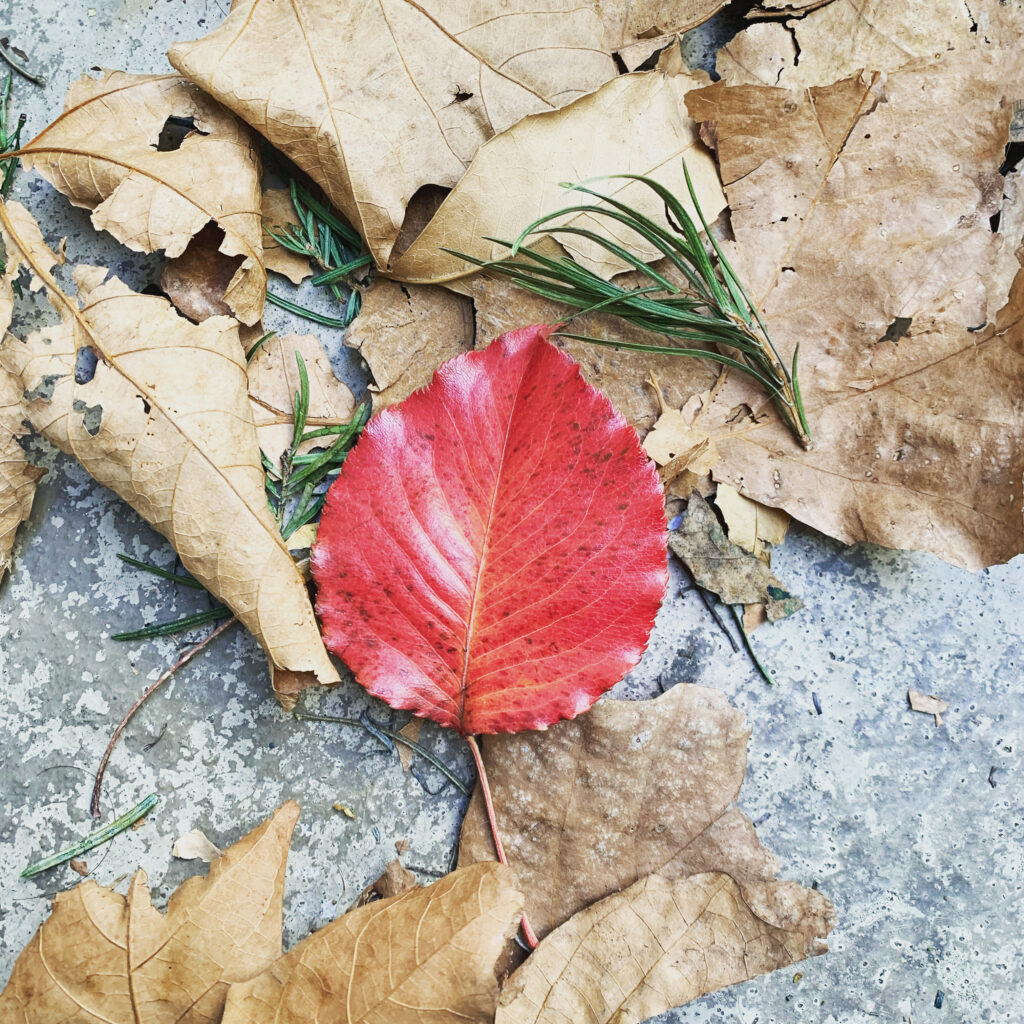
[313,325,667,735]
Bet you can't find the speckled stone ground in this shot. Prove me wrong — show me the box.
[1,3,1022,1022]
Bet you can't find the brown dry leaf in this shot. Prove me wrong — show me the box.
[0,201,339,705]
[717,0,976,88]
[460,683,829,940]
[669,493,803,619]
[68,859,89,877]
[168,0,616,270]
[356,858,418,904]
[221,863,524,1024]
[909,689,950,726]
[20,69,265,325]
[344,279,475,410]
[0,802,299,1023]
[680,52,1024,569]
[247,332,355,470]
[715,481,790,563]
[388,69,725,283]
[397,717,424,772]
[262,188,312,285]
[497,872,831,1024]
[172,828,223,863]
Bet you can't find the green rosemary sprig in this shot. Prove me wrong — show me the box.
[115,343,367,642]
[265,180,372,328]
[448,168,811,447]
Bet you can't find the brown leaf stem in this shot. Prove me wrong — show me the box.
[466,734,539,949]
[90,617,237,818]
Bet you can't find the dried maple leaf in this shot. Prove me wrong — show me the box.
[221,862,524,1024]
[0,201,338,704]
[496,872,831,1024]
[388,69,725,282]
[168,0,616,270]
[669,493,802,619]
[247,332,355,471]
[313,325,668,735]
[460,683,830,939]
[673,52,1024,569]
[0,802,299,1023]
[20,69,265,325]
[343,279,475,410]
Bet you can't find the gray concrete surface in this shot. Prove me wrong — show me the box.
[0,3,1022,1022]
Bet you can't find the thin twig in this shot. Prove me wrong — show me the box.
[295,712,470,796]
[21,794,158,878]
[730,605,776,685]
[90,618,237,817]
[0,44,44,86]
[466,736,539,950]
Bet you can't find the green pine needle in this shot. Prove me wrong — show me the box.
[447,168,812,448]
[0,72,26,198]
[264,181,370,328]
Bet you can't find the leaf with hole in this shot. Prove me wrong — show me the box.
[313,324,668,735]
[19,69,265,324]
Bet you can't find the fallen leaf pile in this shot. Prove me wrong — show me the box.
[1,803,525,1024]
[460,683,833,1020]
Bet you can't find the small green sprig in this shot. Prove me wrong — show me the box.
[449,168,811,448]
[115,344,367,641]
[265,180,372,328]
[0,72,26,198]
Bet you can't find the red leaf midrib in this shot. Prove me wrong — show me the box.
[454,339,536,730]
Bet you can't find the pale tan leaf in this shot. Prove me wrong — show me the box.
[0,202,339,704]
[262,188,313,285]
[679,51,1024,569]
[460,683,826,939]
[597,1,730,68]
[173,828,223,862]
[344,279,474,410]
[0,361,44,581]
[0,204,57,580]
[909,689,950,726]
[717,0,975,87]
[221,863,524,1024]
[168,0,616,270]
[397,717,423,772]
[20,69,265,324]
[715,482,789,563]
[247,332,355,470]
[0,802,299,1023]
[388,69,726,283]
[496,872,832,1024]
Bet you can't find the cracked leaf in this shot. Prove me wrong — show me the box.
[598,1,732,69]
[460,683,827,938]
[717,0,976,88]
[221,862,523,1024]
[715,482,789,563]
[669,492,802,618]
[247,332,355,470]
[20,69,265,325]
[168,0,616,270]
[0,802,299,1023]
[388,69,726,282]
[343,279,474,410]
[0,201,339,704]
[676,52,1024,569]
[496,872,832,1024]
